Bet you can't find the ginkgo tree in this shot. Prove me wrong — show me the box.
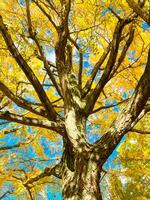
[0,0,150,199]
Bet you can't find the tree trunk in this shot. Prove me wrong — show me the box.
[62,154,102,200]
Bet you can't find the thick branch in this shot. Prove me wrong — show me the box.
[93,48,150,166]
[54,3,74,113]
[0,111,64,134]
[66,44,73,72]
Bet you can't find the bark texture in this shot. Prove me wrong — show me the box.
[62,145,102,200]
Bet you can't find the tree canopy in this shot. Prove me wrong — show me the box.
[0,0,149,199]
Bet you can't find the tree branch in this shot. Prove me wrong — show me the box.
[85,20,128,114]
[90,99,128,114]
[126,0,150,25]
[68,36,83,89]
[0,143,20,151]
[0,111,64,135]
[60,0,71,26]
[26,187,34,200]
[131,128,150,134]
[44,0,61,18]
[36,54,56,68]
[82,43,110,97]
[23,163,62,188]
[130,104,150,127]
[32,0,58,31]
[0,191,12,200]
[93,48,150,166]
[109,23,135,78]
[0,81,47,118]
[83,1,146,110]
[108,7,121,21]
[4,128,19,135]
[26,0,62,98]
[0,100,11,110]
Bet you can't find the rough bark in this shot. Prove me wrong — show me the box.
[62,147,102,200]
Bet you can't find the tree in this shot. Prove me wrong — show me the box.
[0,0,149,199]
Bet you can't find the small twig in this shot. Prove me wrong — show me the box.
[108,7,121,21]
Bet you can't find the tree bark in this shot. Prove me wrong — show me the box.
[62,144,102,200]
[62,155,102,200]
